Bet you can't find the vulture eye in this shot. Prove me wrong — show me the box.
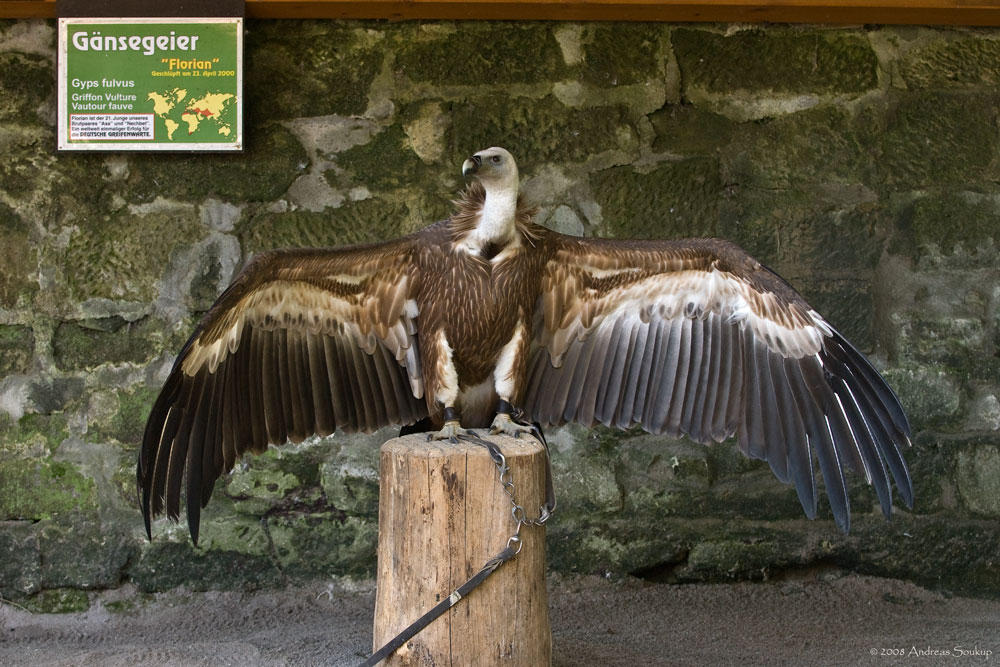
[491,155,501,163]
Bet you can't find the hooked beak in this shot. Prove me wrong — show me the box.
[462,154,482,178]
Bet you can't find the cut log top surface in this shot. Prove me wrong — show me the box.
[381,433,545,458]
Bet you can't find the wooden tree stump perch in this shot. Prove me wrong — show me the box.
[374,433,552,666]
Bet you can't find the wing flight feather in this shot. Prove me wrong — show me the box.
[138,241,427,544]
[523,235,912,532]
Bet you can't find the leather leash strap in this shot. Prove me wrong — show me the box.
[359,544,518,667]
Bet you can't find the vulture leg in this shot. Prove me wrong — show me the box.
[425,328,480,443]
[488,321,535,438]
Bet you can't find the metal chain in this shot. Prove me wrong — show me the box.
[477,437,553,556]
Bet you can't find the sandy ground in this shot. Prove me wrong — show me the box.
[1,574,997,667]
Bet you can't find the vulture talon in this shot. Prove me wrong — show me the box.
[429,420,476,443]
[489,412,535,439]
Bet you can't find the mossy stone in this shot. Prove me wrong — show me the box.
[955,444,1000,518]
[650,104,735,155]
[591,158,721,239]
[104,597,150,614]
[125,123,307,203]
[88,385,158,445]
[613,436,713,518]
[552,455,622,517]
[2,19,1000,598]
[547,426,627,517]
[129,541,282,592]
[879,92,1000,187]
[53,317,177,371]
[895,315,993,378]
[899,36,1000,89]
[19,588,90,614]
[558,428,822,529]
[0,324,35,376]
[238,197,411,254]
[709,467,818,524]
[320,461,378,518]
[396,23,567,85]
[0,458,96,520]
[727,106,875,188]
[680,537,797,581]
[227,465,301,503]
[0,522,41,596]
[447,95,636,166]
[245,21,380,119]
[268,513,377,578]
[719,188,803,261]
[272,441,333,489]
[46,149,118,214]
[54,209,204,303]
[188,236,235,312]
[845,518,1000,597]
[0,201,38,308]
[889,191,1000,259]
[38,520,135,589]
[545,521,632,574]
[880,364,962,429]
[0,126,37,200]
[0,413,70,454]
[219,443,331,516]
[333,125,429,192]
[792,278,875,352]
[901,436,955,516]
[720,191,884,289]
[0,51,52,123]
[580,24,663,87]
[197,514,272,556]
[0,126,63,205]
[797,206,885,276]
[28,377,85,415]
[672,27,877,95]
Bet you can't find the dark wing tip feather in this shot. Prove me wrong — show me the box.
[821,331,914,516]
[137,326,427,545]
[137,371,183,541]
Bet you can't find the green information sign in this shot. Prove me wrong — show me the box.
[58,17,243,151]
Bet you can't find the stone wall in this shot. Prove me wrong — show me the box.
[1,19,998,609]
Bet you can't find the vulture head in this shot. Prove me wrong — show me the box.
[462,146,519,193]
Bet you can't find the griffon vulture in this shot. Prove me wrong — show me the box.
[138,147,913,544]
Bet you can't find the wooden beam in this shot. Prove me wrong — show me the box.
[4,0,1000,25]
[244,0,1000,25]
[0,1,56,19]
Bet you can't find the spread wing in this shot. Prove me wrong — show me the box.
[523,235,912,532]
[138,240,426,543]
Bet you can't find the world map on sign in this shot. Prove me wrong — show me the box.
[147,88,236,141]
